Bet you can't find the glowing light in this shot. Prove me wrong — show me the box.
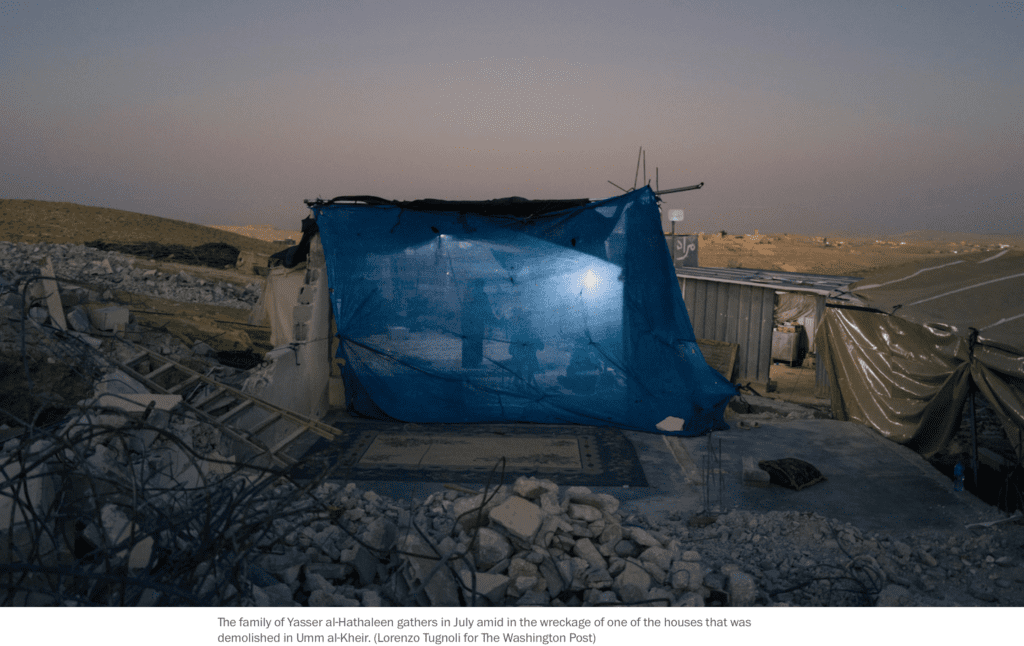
[583,269,599,291]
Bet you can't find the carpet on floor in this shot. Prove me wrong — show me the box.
[287,420,648,488]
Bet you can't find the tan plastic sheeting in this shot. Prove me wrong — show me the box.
[247,266,306,347]
[818,249,1024,466]
[774,292,820,352]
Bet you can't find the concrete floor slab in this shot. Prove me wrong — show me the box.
[617,418,998,534]
[320,415,1002,538]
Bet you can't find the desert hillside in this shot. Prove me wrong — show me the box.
[0,199,289,257]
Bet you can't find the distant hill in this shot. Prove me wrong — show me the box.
[0,199,288,256]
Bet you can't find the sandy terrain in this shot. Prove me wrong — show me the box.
[691,230,1024,276]
[210,224,303,244]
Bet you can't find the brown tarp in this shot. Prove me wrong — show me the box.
[818,249,1024,466]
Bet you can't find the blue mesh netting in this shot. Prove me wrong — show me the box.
[310,186,736,435]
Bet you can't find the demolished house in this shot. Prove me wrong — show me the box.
[251,186,737,436]
[817,250,1024,470]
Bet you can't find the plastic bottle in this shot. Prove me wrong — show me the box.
[953,461,965,492]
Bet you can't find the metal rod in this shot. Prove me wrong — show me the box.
[643,149,647,186]
[656,167,659,192]
[633,146,642,190]
[970,385,979,489]
[655,182,704,195]
[607,180,628,193]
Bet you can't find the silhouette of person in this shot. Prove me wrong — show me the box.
[508,307,544,387]
[460,278,497,369]
[558,336,604,395]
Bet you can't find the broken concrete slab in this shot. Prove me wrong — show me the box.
[40,258,66,331]
[656,416,685,432]
[89,305,129,332]
[488,496,544,544]
[613,560,652,603]
[460,570,509,604]
[473,527,512,570]
[66,307,92,333]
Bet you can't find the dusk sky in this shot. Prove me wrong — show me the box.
[3,1,1022,235]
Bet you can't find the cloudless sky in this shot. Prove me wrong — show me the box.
[2,0,1022,235]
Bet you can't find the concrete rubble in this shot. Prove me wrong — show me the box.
[1,241,1022,607]
[0,241,260,314]
[232,477,1024,608]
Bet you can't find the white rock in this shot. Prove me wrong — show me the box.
[727,571,757,606]
[512,476,559,500]
[569,503,602,522]
[598,522,622,546]
[656,416,685,432]
[489,496,544,543]
[572,538,607,571]
[673,591,704,607]
[639,546,673,572]
[671,561,704,593]
[361,517,397,552]
[452,491,509,531]
[627,526,662,548]
[613,561,652,603]
[461,571,510,604]
[474,527,513,569]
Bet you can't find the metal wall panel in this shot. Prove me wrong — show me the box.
[678,276,776,385]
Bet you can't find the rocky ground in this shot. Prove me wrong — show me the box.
[0,241,261,311]
[235,476,1024,608]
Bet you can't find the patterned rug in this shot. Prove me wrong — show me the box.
[288,420,648,487]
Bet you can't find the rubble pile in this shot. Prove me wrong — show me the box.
[1,340,1022,606]
[0,372,299,605]
[0,241,260,310]
[247,477,1024,608]
[1,239,1021,608]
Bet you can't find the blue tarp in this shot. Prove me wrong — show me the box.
[310,186,736,435]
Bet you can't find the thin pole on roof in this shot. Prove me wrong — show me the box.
[656,167,659,192]
[655,182,704,195]
[608,180,629,193]
[633,146,642,190]
[643,149,647,186]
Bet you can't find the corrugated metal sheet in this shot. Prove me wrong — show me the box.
[678,268,863,386]
[675,266,864,302]
[680,277,775,384]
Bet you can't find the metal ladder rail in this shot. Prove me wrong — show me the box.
[115,346,343,467]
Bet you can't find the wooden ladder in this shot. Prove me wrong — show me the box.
[113,344,342,468]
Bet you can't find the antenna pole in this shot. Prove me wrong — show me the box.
[633,146,642,190]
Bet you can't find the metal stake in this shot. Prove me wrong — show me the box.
[970,385,979,489]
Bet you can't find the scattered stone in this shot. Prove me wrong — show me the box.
[614,561,652,604]
[573,538,607,571]
[513,477,558,500]
[488,496,544,543]
[473,527,513,569]
[727,571,757,606]
[876,584,912,607]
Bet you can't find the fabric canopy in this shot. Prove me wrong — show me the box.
[818,249,1024,465]
[309,187,736,435]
